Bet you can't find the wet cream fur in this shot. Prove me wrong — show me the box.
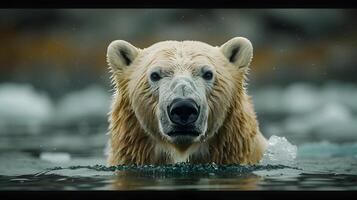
[106,37,267,166]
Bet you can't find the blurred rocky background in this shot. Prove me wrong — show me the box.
[0,9,357,154]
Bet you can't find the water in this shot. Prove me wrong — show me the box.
[1,133,357,190]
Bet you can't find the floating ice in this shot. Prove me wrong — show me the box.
[0,83,53,128]
[54,85,111,124]
[282,102,355,142]
[40,152,71,163]
[252,82,357,115]
[320,82,357,112]
[260,135,297,166]
[282,83,320,114]
[251,86,284,114]
[0,83,112,134]
[252,82,357,143]
[284,103,352,134]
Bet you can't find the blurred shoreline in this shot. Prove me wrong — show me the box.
[1,9,357,97]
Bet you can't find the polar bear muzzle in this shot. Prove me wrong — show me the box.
[168,98,200,127]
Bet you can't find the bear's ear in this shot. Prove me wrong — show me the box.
[219,37,253,69]
[106,40,140,72]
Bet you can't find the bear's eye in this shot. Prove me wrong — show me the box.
[202,71,213,81]
[150,72,161,82]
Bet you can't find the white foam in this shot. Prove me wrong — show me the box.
[260,135,297,166]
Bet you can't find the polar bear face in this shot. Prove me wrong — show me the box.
[107,37,253,153]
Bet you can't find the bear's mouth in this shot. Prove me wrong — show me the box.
[167,130,201,137]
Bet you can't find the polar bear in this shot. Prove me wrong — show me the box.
[106,37,267,166]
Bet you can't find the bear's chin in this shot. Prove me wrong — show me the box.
[170,135,197,152]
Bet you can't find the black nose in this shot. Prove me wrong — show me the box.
[168,98,199,126]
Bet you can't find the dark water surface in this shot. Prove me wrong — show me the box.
[1,133,357,190]
[1,163,357,190]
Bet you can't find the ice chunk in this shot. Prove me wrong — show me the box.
[252,82,357,143]
[282,102,354,141]
[252,83,321,115]
[260,135,297,166]
[54,85,111,124]
[253,82,357,116]
[321,82,357,112]
[282,83,320,114]
[40,152,71,163]
[251,86,284,113]
[0,83,53,127]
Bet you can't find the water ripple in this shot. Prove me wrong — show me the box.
[35,163,299,177]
